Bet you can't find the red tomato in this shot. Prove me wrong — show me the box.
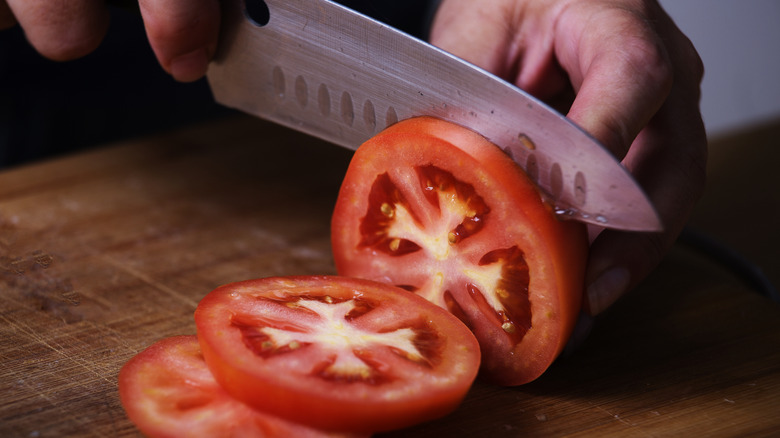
[118,335,352,438]
[331,116,588,386]
[194,275,480,433]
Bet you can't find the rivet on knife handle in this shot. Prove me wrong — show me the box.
[206,0,663,232]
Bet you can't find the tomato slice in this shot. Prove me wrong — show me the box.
[118,335,352,438]
[331,117,588,386]
[193,275,480,433]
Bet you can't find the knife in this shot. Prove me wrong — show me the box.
[206,0,662,232]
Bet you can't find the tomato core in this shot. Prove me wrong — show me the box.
[195,276,481,431]
[229,294,441,384]
[358,163,533,344]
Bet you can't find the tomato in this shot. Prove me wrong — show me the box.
[118,335,353,438]
[331,116,588,386]
[193,275,480,433]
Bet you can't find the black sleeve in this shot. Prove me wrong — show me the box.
[0,1,440,168]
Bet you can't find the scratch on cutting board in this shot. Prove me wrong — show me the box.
[592,404,654,435]
[0,313,118,387]
[98,254,198,308]
[0,312,60,356]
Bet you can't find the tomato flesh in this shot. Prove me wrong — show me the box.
[331,117,588,385]
[194,275,481,433]
[118,336,354,438]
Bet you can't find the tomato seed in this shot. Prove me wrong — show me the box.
[501,322,516,333]
[380,203,394,218]
[448,231,459,244]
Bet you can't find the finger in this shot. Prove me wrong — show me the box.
[0,1,17,29]
[138,0,220,82]
[585,29,707,315]
[430,0,573,108]
[558,4,674,159]
[6,0,110,61]
[586,122,707,315]
[429,0,521,78]
[584,6,708,316]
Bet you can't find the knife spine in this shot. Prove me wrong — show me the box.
[207,0,662,232]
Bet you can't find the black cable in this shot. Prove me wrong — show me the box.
[677,226,779,303]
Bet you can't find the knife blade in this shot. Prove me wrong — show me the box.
[206,0,662,232]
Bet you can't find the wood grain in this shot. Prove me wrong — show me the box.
[1,116,779,437]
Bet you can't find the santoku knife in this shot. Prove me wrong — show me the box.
[206,0,662,232]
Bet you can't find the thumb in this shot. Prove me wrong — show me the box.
[138,0,220,82]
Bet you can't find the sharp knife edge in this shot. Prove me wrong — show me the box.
[207,0,662,232]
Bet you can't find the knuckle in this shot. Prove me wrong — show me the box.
[622,23,674,92]
[597,5,676,95]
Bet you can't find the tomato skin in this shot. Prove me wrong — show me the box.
[194,275,481,433]
[331,117,588,386]
[118,336,351,438]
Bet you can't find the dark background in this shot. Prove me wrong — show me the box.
[0,1,435,169]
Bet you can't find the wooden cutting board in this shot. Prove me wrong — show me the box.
[1,116,779,437]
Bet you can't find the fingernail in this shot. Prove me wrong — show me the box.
[587,267,630,315]
[169,48,209,82]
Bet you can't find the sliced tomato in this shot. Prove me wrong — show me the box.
[193,275,480,433]
[118,335,352,438]
[331,116,588,386]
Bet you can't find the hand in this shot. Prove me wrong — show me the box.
[0,0,220,82]
[430,0,707,316]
